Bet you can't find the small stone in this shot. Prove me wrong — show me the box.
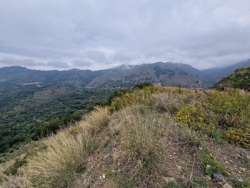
[240,168,246,171]
[205,175,212,181]
[206,165,211,169]
[236,154,241,158]
[199,147,203,150]
[103,174,105,179]
[176,165,182,171]
[163,177,175,184]
[247,155,250,160]
[212,174,227,184]
[173,152,176,155]
[225,161,229,164]
[223,183,232,188]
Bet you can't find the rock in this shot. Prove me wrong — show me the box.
[163,177,175,184]
[206,165,211,169]
[223,183,232,188]
[247,155,250,160]
[176,165,182,171]
[212,174,227,184]
[205,175,212,181]
[236,154,241,158]
[240,168,246,171]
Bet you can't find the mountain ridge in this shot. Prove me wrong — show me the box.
[1,59,250,89]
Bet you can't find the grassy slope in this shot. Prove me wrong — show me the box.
[0,86,250,188]
[212,66,250,91]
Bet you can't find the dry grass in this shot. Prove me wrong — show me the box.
[119,106,167,165]
[153,92,185,113]
[1,88,250,188]
[25,129,92,187]
[85,106,109,133]
[0,106,110,188]
[0,171,30,188]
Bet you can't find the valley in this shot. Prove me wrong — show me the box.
[0,60,250,160]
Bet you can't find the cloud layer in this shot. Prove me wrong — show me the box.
[0,0,250,70]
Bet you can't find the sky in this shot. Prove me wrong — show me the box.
[0,0,250,70]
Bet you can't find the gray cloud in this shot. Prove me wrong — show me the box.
[47,61,69,68]
[85,50,107,62]
[0,0,250,70]
[0,57,44,67]
[71,60,92,67]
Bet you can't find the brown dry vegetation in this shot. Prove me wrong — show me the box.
[0,86,250,188]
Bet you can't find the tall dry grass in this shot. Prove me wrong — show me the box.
[26,129,92,187]
[1,106,110,188]
[118,106,167,165]
[26,106,109,187]
[152,92,185,114]
[85,106,109,133]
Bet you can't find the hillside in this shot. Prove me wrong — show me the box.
[212,66,250,91]
[0,86,249,188]
[0,66,114,153]
[202,59,250,84]
[86,62,207,88]
[2,59,250,90]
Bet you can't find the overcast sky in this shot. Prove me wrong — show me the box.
[0,0,250,70]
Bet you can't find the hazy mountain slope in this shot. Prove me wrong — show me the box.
[212,66,250,91]
[0,66,107,91]
[2,59,250,90]
[202,59,250,84]
[87,62,207,88]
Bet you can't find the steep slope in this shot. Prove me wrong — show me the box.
[212,66,250,91]
[87,62,207,88]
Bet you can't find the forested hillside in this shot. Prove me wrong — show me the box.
[0,81,113,153]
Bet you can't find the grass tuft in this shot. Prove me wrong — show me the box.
[119,106,166,166]
[85,106,109,133]
[25,129,92,187]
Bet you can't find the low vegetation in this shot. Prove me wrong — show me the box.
[1,85,250,187]
[212,66,250,91]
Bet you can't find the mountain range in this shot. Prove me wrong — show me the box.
[1,59,250,90]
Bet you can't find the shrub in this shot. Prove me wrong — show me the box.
[153,92,184,113]
[133,82,153,89]
[109,86,164,112]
